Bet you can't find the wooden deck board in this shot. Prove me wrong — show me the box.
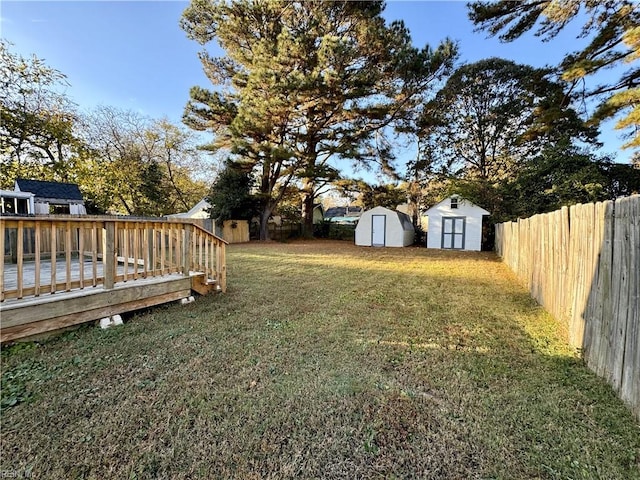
[3,257,139,291]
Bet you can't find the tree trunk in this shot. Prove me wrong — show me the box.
[259,206,271,241]
[301,180,315,238]
[301,136,318,238]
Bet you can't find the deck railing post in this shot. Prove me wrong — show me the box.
[217,240,227,293]
[147,225,155,275]
[182,224,192,277]
[104,221,115,290]
[0,219,5,302]
[9,228,17,264]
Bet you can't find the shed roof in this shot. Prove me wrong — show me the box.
[396,210,414,230]
[15,179,84,201]
[362,206,414,231]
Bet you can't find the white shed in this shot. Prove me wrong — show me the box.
[355,206,415,247]
[424,196,489,251]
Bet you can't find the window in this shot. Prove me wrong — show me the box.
[50,204,70,215]
[1,197,32,215]
[451,197,458,209]
[16,198,29,214]
[1,198,15,214]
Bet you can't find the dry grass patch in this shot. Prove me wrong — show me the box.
[2,240,639,479]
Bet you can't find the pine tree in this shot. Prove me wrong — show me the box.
[181,0,456,238]
[469,0,640,148]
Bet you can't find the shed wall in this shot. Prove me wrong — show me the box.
[426,201,485,251]
[355,212,373,246]
[355,207,414,247]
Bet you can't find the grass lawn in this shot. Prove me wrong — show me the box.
[1,241,639,479]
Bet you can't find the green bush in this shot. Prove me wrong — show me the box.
[327,223,355,241]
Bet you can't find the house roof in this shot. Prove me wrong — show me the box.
[15,179,84,201]
[325,206,362,218]
[166,198,212,219]
[185,198,211,217]
[424,195,490,216]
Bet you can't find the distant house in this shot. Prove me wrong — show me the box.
[312,204,324,224]
[12,179,86,215]
[168,199,252,242]
[0,189,35,215]
[167,198,217,235]
[167,198,211,220]
[355,206,415,247]
[324,206,363,219]
[424,195,489,251]
[324,205,362,224]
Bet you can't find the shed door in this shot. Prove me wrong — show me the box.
[442,217,465,250]
[371,215,386,247]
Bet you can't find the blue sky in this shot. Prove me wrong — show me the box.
[0,0,632,174]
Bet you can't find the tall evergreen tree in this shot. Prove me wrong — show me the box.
[206,159,258,224]
[181,0,456,238]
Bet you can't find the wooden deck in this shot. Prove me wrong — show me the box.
[1,216,227,342]
[3,257,135,292]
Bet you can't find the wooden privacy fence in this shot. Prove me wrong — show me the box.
[1,216,227,303]
[221,220,250,243]
[495,195,639,419]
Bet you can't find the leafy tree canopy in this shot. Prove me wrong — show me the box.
[468,0,640,148]
[431,141,640,224]
[501,141,640,219]
[0,42,212,218]
[416,57,596,182]
[82,107,210,216]
[206,159,258,222]
[0,40,83,186]
[334,178,407,211]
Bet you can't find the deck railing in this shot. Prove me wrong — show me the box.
[0,216,227,302]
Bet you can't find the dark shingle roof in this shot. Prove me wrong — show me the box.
[325,206,362,218]
[16,179,84,201]
[396,211,414,230]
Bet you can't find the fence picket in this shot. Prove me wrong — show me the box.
[495,195,640,420]
[621,197,639,416]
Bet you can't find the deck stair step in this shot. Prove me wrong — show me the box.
[190,273,220,296]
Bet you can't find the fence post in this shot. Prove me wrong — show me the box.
[104,221,115,290]
[183,224,192,277]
